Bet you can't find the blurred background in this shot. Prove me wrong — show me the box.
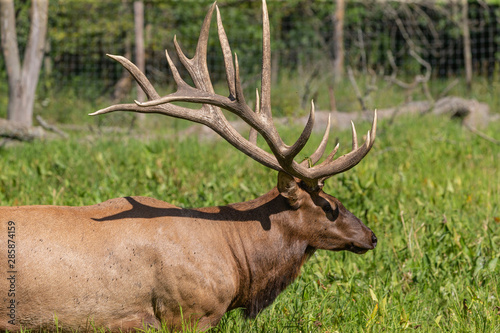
[1,0,499,130]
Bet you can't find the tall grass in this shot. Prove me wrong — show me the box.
[1,109,499,331]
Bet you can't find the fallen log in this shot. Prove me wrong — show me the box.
[36,115,68,138]
[293,96,494,131]
[0,119,45,141]
[182,96,498,143]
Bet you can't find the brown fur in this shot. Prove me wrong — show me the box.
[0,174,376,332]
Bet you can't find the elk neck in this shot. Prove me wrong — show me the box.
[195,187,316,317]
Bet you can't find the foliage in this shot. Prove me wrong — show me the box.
[6,0,498,99]
[1,109,499,331]
[42,0,340,86]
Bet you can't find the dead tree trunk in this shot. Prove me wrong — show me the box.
[0,119,44,141]
[332,0,345,83]
[134,1,145,104]
[0,0,49,127]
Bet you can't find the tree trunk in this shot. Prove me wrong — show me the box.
[134,1,145,103]
[461,0,472,93]
[0,119,44,141]
[332,0,345,83]
[0,0,21,121]
[134,1,146,123]
[0,0,49,127]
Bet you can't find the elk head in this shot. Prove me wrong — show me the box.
[276,172,377,254]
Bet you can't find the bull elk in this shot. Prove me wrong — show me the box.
[1,1,378,332]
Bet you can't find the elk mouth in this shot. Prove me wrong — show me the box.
[347,240,376,254]
[348,232,377,254]
[348,245,370,254]
[331,243,372,254]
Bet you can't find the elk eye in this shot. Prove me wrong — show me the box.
[322,204,339,221]
[322,205,333,214]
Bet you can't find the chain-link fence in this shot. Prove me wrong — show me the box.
[2,1,499,99]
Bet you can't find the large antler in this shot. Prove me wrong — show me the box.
[90,0,377,188]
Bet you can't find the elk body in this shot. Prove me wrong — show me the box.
[1,1,377,332]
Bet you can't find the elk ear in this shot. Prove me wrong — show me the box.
[277,172,302,208]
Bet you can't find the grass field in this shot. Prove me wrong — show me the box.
[1,108,499,332]
[1,73,500,332]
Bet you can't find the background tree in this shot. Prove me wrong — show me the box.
[0,0,49,127]
[332,0,345,83]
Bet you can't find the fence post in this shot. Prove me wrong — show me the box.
[462,0,472,93]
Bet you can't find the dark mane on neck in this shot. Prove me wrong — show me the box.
[243,246,316,318]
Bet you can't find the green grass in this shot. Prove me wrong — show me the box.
[3,70,500,127]
[1,110,499,331]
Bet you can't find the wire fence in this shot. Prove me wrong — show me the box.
[2,1,500,99]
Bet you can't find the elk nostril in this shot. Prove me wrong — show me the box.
[371,233,378,248]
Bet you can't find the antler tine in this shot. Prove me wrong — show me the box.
[216,6,236,99]
[89,55,161,116]
[249,89,260,145]
[282,100,316,164]
[306,110,377,181]
[300,112,331,167]
[233,53,248,107]
[89,102,165,116]
[164,48,188,88]
[173,2,216,93]
[108,55,160,101]
[370,109,378,144]
[351,121,358,150]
